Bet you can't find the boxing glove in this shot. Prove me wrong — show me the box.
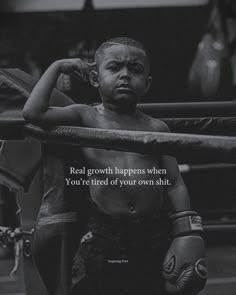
[162,210,207,294]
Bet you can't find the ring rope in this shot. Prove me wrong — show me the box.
[1,117,236,140]
[138,101,236,117]
[24,124,236,163]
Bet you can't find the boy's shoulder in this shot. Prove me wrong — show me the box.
[72,103,103,114]
[69,103,97,117]
[69,103,94,112]
[62,103,98,125]
[138,110,170,132]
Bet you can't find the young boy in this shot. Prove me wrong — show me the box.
[23,37,207,295]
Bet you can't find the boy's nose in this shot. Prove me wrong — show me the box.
[119,67,131,79]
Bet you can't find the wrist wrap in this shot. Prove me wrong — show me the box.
[170,210,203,237]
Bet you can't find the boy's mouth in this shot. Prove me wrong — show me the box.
[116,83,133,92]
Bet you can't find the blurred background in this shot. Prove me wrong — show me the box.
[0,0,236,103]
[0,1,236,295]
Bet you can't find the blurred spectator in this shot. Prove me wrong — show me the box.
[189,0,236,100]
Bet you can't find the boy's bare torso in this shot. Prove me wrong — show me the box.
[22,44,171,219]
[76,104,166,218]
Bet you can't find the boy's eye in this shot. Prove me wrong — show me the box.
[107,63,120,71]
[130,65,144,74]
[106,63,144,74]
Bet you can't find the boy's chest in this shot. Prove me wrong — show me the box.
[82,110,156,132]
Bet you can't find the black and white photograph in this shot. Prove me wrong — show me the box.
[0,1,236,295]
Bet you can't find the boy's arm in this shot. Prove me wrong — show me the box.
[155,121,191,212]
[23,59,91,125]
[160,154,207,294]
[161,155,191,212]
[158,124,207,294]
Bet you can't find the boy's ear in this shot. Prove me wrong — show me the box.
[145,76,152,93]
[89,70,99,88]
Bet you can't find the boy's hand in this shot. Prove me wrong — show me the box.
[56,59,96,82]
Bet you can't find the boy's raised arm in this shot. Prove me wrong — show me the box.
[23,59,92,125]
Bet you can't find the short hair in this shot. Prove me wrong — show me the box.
[95,37,150,72]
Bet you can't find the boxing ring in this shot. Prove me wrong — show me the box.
[0,68,236,295]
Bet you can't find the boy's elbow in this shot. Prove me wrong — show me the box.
[22,108,33,121]
[22,108,42,124]
[22,108,30,121]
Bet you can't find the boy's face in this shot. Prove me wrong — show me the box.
[92,44,152,106]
